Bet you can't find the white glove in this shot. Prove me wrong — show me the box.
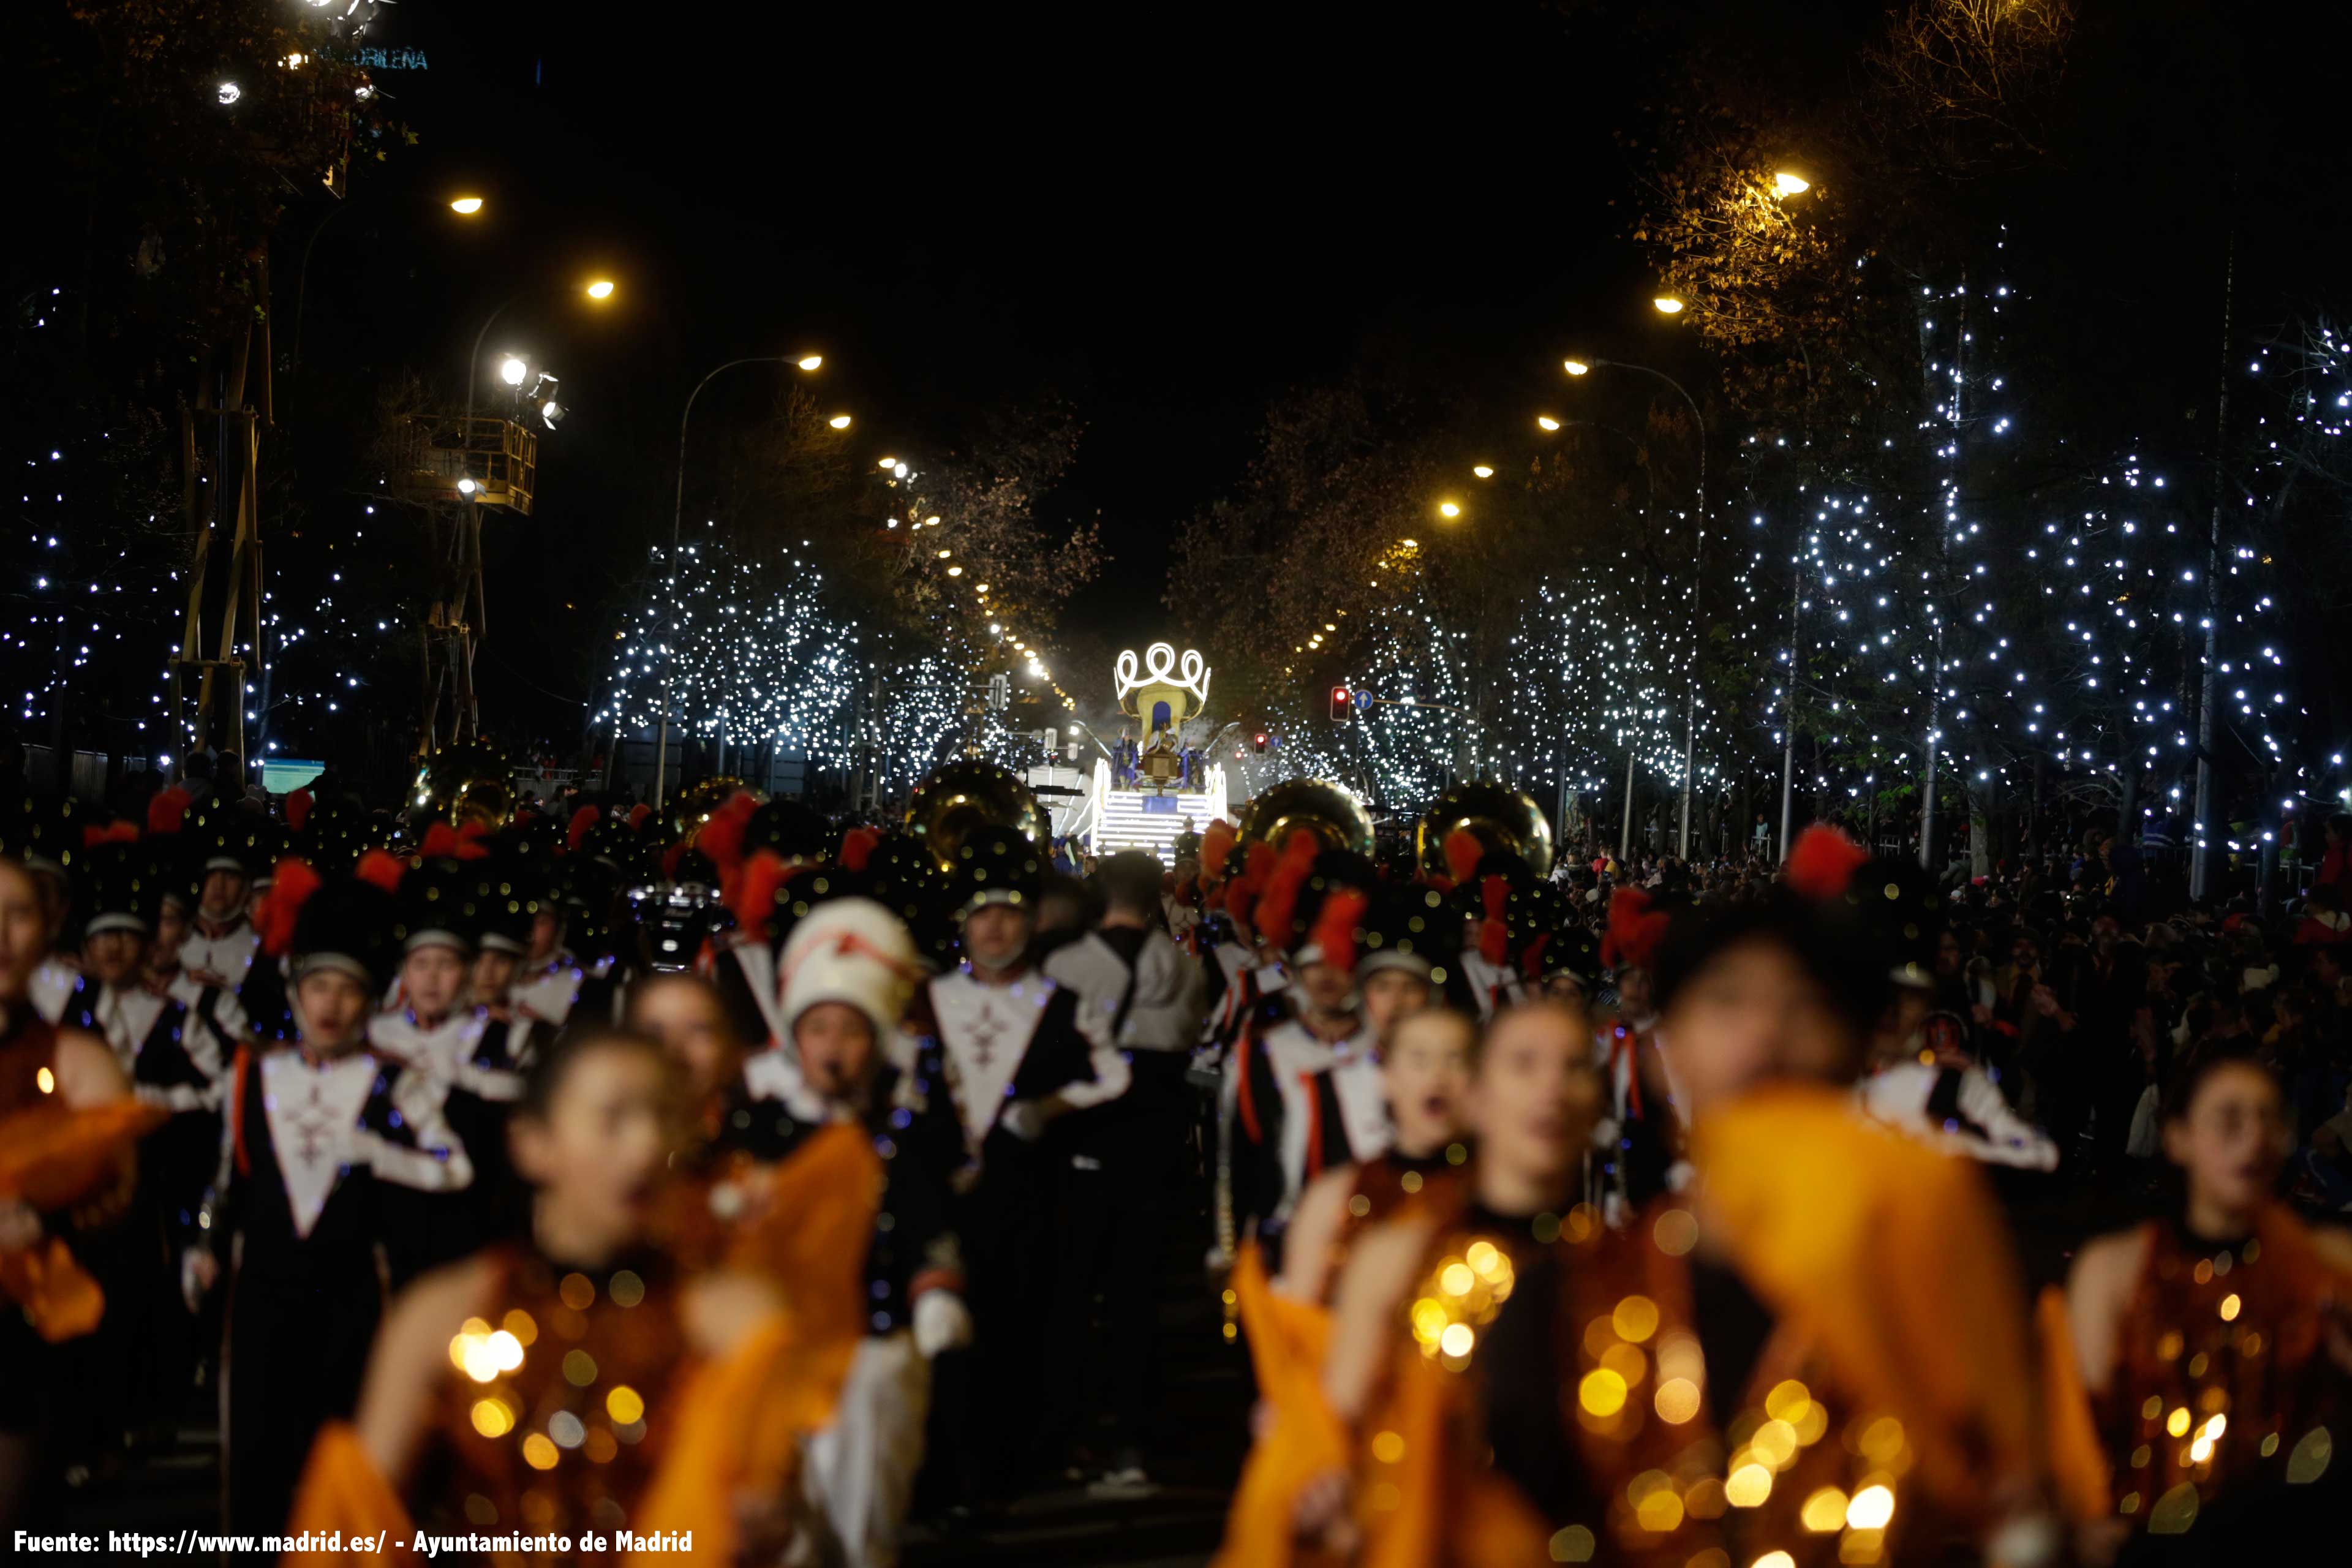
[181,1246,221,1314]
[999,1098,1049,1143]
[913,1290,974,1359]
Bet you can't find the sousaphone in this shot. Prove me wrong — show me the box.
[1414,780,1555,880]
[1237,777,1376,859]
[412,737,514,832]
[905,759,1050,871]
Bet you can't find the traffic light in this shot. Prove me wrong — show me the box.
[1330,685,1352,722]
[1253,732,1268,755]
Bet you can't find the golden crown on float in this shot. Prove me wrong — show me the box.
[1114,642,1210,789]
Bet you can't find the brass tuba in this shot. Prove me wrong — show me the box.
[663,776,766,845]
[1237,778,1377,859]
[905,760,1050,871]
[1414,781,1555,880]
[412,738,515,832]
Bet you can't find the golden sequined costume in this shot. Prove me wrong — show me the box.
[2041,1202,2352,1539]
[1347,1084,2046,1567]
[1214,1153,1469,1568]
[0,1013,162,1355]
[287,1248,807,1567]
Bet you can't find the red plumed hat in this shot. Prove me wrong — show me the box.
[1600,885,1670,973]
[1308,886,1368,974]
[284,789,314,834]
[839,826,883,874]
[1478,873,1512,965]
[1252,831,1321,951]
[354,848,408,896]
[1200,820,1238,883]
[729,848,794,944]
[695,791,760,878]
[146,786,194,837]
[1444,828,1485,888]
[566,805,601,853]
[257,856,322,959]
[1785,824,1868,901]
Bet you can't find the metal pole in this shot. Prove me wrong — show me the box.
[1619,745,1635,861]
[1778,553,1801,862]
[2191,235,2235,903]
[654,357,810,810]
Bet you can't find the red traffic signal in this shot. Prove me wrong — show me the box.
[1253,732,1268,754]
[1330,685,1352,722]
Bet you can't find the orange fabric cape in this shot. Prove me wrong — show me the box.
[1212,1242,1346,1568]
[284,1312,804,1567]
[0,1098,166,1341]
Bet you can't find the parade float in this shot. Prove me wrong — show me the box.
[1064,643,1228,864]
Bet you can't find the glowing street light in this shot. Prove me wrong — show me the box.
[878,456,897,469]
[1537,415,1562,431]
[584,279,617,300]
[1773,170,1811,197]
[1472,464,1494,478]
[498,355,530,386]
[1563,359,1591,376]
[1438,500,1461,519]
[827,414,853,430]
[796,354,823,371]
[449,195,486,216]
[1653,296,1685,315]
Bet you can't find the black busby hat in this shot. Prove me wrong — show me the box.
[946,824,1043,919]
[394,854,481,955]
[744,797,831,864]
[267,864,401,994]
[75,835,167,938]
[291,793,391,879]
[0,790,88,881]
[1357,880,1458,985]
[472,846,552,957]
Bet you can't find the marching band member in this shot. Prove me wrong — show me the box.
[177,816,267,995]
[1043,850,1208,1490]
[924,824,1128,1504]
[190,868,475,1534]
[1229,840,1385,1261]
[776,905,968,1565]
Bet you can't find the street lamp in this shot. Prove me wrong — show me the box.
[1536,415,1562,431]
[1652,296,1685,315]
[827,414,853,430]
[1438,500,1461,519]
[1472,464,1494,478]
[449,195,486,215]
[498,355,529,386]
[1772,171,1810,197]
[585,278,617,300]
[1564,355,1708,858]
[651,353,830,808]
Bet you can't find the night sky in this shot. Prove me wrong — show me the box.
[299,3,1676,677]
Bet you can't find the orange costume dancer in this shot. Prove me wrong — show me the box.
[287,1028,842,1566]
[2046,1047,2352,1561]
[1218,999,1476,1567]
[0,848,149,1532]
[1308,850,2059,1568]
